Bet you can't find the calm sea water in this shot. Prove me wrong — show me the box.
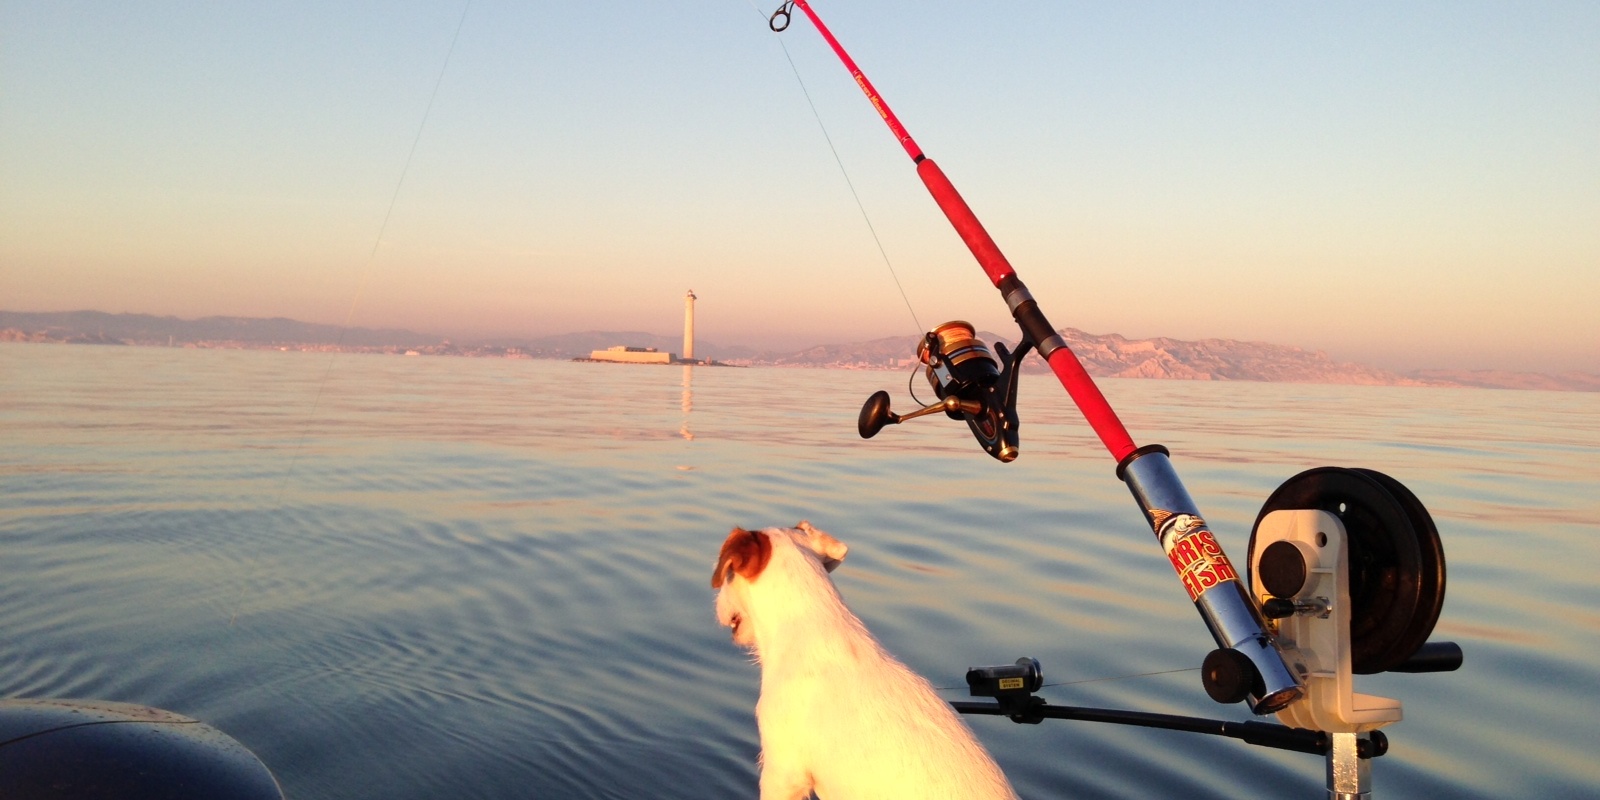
[2,342,1597,799]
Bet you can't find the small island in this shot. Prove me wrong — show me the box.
[573,290,737,367]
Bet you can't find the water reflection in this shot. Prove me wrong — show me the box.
[680,364,694,441]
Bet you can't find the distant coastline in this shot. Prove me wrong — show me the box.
[3,310,1594,392]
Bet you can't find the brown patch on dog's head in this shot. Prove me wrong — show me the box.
[711,527,773,588]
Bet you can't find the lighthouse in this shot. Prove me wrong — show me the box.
[683,290,696,363]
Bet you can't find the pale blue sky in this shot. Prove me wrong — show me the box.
[3,1,1596,372]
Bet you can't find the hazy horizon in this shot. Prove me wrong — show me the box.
[4,3,1596,374]
[11,306,1600,382]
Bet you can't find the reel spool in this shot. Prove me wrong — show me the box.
[1249,467,1447,675]
[918,321,1001,402]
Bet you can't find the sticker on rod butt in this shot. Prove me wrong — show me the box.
[1156,513,1240,602]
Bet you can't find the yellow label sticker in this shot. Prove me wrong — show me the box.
[998,677,1025,691]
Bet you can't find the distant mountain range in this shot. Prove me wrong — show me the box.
[0,310,439,348]
[0,310,763,360]
[4,310,1595,392]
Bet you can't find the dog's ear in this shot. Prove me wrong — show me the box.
[795,520,848,573]
[711,527,773,588]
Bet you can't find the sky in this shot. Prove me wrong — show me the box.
[2,1,1596,373]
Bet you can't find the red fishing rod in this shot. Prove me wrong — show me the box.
[770,0,1303,714]
[773,1,1132,461]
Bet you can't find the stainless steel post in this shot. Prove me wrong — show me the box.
[1327,732,1372,800]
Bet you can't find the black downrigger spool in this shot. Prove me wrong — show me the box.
[858,321,1030,462]
[1248,466,1455,676]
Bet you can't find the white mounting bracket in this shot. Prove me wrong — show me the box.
[1251,509,1402,733]
[1255,509,1403,798]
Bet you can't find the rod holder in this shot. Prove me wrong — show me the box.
[1119,446,1303,714]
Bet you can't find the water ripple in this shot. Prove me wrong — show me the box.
[3,344,1597,799]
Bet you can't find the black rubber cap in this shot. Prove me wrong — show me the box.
[1258,540,1310,598]
[1201,648,1258,705]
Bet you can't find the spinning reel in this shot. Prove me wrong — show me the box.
[857,321,1030,462]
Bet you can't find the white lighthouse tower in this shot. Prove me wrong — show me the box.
[683,290,696,363]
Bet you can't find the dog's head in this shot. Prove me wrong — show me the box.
[712,521,848,649]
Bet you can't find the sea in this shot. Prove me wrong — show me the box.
[2,342,1597,799]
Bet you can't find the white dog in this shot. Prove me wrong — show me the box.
[712,521,1018,800]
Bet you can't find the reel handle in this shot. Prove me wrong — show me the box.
[858,391,983,439]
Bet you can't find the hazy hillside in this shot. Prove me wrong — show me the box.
[0,311,758,360]
[764,328,1598,392]
[1409,369,1600,393]
[768,328,1420,384]
[0,310,438,348]
[5,310,1594,391]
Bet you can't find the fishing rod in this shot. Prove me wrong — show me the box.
[768,0,1303,716]
[768,7,1465,796]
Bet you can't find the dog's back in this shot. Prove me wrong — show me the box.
[714,524,1018,800]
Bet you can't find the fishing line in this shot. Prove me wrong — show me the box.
[745,0,923,336]
[334,0,473,351]
[935,666,1199,693]
[1040,667,1200,689]
[227,0,472,626]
